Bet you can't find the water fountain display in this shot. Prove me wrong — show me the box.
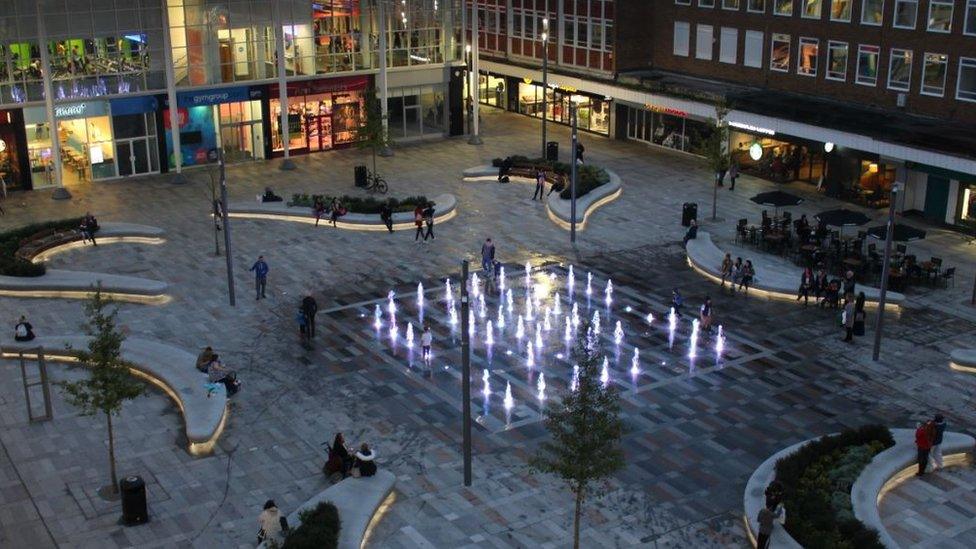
[586,272,593,296]
[715,325,725,362]
[614,321,624,346]
[668,307,678,350]
[374,304,383,330]
[406,322,415,348]
[486,320,494,348]
[526,341,535,367]
[630,348,640,376]
[571,365,580,391]
[516,315,525,340]
[592,310,601,335]
[604,279,613,307]
[478,294,487,319]
[497,305,506,330]
[567,265,575,295]
[417,282,424,310]
[600,357,610,387]
[506,289,514,314]
[537,373,546,401]
[499,266,506,290]
[554,294,562,316]
[688,319,700,361]
[543,307,552,331]
[483,369,491,397]
[471,273,481,298]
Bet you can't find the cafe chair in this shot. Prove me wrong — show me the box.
[735,222,748,244]
[941,267,955,288]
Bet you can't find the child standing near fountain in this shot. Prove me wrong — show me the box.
[700,296,713,335]
[421,324,433,376]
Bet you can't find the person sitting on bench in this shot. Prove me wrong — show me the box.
[195,346,215,372]
[207,354,241,396]
[497,157,513,183]
[14,316,35,342]
[353,443,377,477]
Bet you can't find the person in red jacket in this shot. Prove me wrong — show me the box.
[915,421,933,476]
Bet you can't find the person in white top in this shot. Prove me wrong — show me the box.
[421,325,433,368]
[257,499,287,545]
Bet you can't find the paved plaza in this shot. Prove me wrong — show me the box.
[2,110,975,547]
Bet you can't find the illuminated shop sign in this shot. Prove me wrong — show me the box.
[54,101,108,119]
[643,103,687,118]
[728,121,776,136]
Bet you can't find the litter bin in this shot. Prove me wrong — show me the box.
[120,476,148,525]
[681,202,698,227]
[546,141,559,162]
[354,165,368,188]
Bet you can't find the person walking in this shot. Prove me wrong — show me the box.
[700,296,713,335]
[575,141,585,164]
[671,289,683,317]
[422,202,435,241]
[682,219,698,246]
[728,159,739,191]
[420,324,433,376]
[797,267,814,305]
[719,253,733,288]
[413,203,424,241]
[532,169,546,200]
[313,196,326,226]
[738,260,755,294]
[730,257,743,294]
[756,500,785,549]
[257,500,288,546]
[249,255,269,300]
[380,202,394,233]
[481,238,495,273]
[301,293,318,339]
[930,414,947,471]
[915,421,933,476]
[852,292,866,337]
[841,296,855,342]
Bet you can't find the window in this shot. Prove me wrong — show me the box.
[675,0,691,4]
[922,52,948,95]
[696,25,714,60]
[797,37,819,75]
[700,0,716,6]
[724,0,742,9]
[803,0,823,18]
[744,30,764,67]
[893,0,918,28]
[967,1,976,35]
[775,0,794,15]
[831,0,851,20]
[861,0,884,25]
[748,0,766,12]
[720,27,739,63]
[827,41,849,80]
[770,34,791,71]
[674,22,691,56]
[887,49,913,90]
[856,44,880,85]
[927,1,953,32]
[958,58,976,101]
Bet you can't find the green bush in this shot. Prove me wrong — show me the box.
[773,425,893,549]
[0,218,84,277]
[492,155,610,200]
[288,194,429,214]
[282,501,341,549]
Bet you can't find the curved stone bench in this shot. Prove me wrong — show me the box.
[261,470,396,549]
[1,336,228,456]
[0,269,170,304]
[743,439,807,548]
[228,194,458,231]
[463,164,557,185]
[949,349,976,373]
[546,170,623,231]
[26,223,166,263]
[852,428,974,548]
[687,231,904,309]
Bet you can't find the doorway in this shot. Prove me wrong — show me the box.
[115,137,155,177]
[924,175,950,222]
[220,121,263,163]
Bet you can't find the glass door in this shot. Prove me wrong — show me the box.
[115,137,154,177]
[117,140,132,177]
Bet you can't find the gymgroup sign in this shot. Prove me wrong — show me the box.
[174,86,263,108]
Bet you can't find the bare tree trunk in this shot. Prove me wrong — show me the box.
[573,484,583,549]
[107,412,119,493]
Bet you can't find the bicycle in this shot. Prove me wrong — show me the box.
[365,169,388,194]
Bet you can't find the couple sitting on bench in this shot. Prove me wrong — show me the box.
[196,346,242,397]
[324,433,377,479]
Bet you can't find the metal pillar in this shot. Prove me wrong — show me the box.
[468,0,482,145]
[570,102,578,244]
[36,7,69,198]
[460,260,472,486]
[219,148,236,306]
[378,0,393,156]
[161,2,185,183]
[872,182,901,361]
[541,17,549,159]
[275,2,296,171]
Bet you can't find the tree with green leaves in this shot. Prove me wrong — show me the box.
[355,87,389,176]
[705,103,731,220]
[530,323,624,549]
[61,288,145,496]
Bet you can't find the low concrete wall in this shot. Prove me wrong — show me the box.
[0,269,170,304]
[27,222,166,263]
[949,349,976,373]
[545,170,623,231]
[229,194,457,231]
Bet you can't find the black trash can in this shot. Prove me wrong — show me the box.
[681,202,698,227]
[120,476,148,525]
[546,141,559,162]
[354,165,368,188]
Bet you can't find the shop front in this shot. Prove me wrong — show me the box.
[269,75,369,156]
[515,79,610,135]
[108,96,161,178]
[622,102,713,155]
[475,73,508,110]
[164,85,265,168]
[25,101,117,184]
[0,108,29,191]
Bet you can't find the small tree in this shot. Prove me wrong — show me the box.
[355,88,389,176]
[704,104,731,220]
[530,323,624,549]
[61,288,145,496]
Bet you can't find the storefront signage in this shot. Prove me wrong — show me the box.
[176,86,262,108]
[523,77,533,84]
[644,103,687,118]
[54,101,108,120]
[111,96,159,116]
[560,86,578,93]
[728,121,776,136]
[275,75,369,97]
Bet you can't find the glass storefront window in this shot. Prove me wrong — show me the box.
[516,81,610,135]
[58,114,115,183]
[961,186,975,223]
[217,100,264,163]
[388,85,445,139]
[479,74,507,109]
[271,90,365,153]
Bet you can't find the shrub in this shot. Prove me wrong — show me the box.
[493,155,611,200]
[282,501,341,549]
[289,194,429,214]
[773,425,893,549]
[0,218,84,277]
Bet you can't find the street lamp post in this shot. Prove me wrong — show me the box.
[218,148,236,307]
[872,180,902,361]
[541,17,549,160]
[460,260,472,486]
[570,102,578,244]
[465,44,472,136]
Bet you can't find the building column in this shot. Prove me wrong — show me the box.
[378,0,393,156]
[161,1,185,183]
[35,6,68,198]
[275,1,295,170]
[469,0,482,144]
[557,0,564,65]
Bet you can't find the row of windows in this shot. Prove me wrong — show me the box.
[507,9,613,52]
[674,22,976,101]
[676,0,976,35]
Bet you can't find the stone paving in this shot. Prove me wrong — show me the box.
[0,110,975,548]
[880,462,976,548]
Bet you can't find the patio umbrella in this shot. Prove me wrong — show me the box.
[814,208,871,228]
[750,191,804,215]
[866,223,927,242]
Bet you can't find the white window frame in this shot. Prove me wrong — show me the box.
[855,44,880,86]
[699,0,716,7]
[957,57,976,102]
[860,0,884,25]
[967,0,976,36]
[720,27,739,64]
[893,0,918,29]
[774,0,794,16]
[802,0,823,19]
[748,0,767,13]
[921,52,948,96]
[744,30,764,67]
[723,0,742,9]
[770,33,791,72]
[826,40,849,80]
[886,48,913,91]
[797,37,819,76]
[927,0,954,33]
[674,21,691,57]
[696,24,714,60]
[675,0,692,5]
[830,0,852,21]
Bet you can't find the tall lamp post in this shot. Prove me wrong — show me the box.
[460,260,472,486]
[465,44,472,136]
[570,102,578,243]
[540,17,549,159]
[872,180,902,361]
